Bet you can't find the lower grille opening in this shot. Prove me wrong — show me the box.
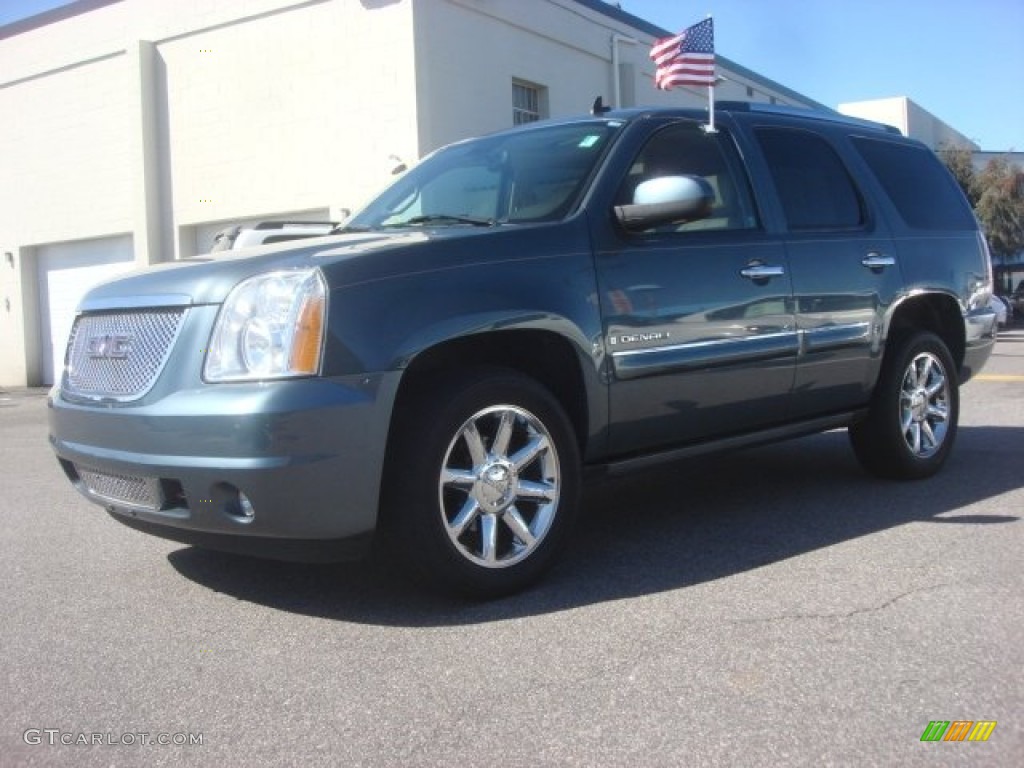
[66,463,190,513]
[76,465,161,511]
[160,479,188,510]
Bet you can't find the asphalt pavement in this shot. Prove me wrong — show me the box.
[2,330,1022,767]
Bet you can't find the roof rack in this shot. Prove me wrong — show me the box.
[253,220,338,230]
[716,101,902,135]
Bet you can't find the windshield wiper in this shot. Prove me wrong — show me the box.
[402,214,496,227]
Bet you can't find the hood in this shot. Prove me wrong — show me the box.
[77,230,431,311]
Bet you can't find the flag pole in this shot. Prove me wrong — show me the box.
[707,82,715,132]
[706,15,716,133]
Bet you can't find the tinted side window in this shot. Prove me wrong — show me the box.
[755,128,864,231]
[852,137,976,230]
[616,122,758,232]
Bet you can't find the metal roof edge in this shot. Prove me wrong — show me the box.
[0,0,122,41]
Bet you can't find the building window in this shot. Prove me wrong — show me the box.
[513,80,545,125]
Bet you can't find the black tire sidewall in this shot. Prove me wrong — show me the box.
[384,368,581,597]
[850,332,959,480]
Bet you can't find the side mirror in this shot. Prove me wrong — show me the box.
[614,175,715,232]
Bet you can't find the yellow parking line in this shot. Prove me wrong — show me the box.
[974,374,1024,382]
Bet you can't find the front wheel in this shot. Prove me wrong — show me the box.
[849,331,959,480]
[382,369,581,597]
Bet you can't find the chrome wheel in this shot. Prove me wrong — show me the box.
[849,331,959,481]
[439,405,561,568]
[899,351,950,458]
[383,368,580,596]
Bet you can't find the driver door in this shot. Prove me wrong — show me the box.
[593,120,798,455]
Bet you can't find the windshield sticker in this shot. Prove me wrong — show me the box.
[578,135,601,148]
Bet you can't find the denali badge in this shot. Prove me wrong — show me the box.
[608,331,671,346]
[86,333,133,360]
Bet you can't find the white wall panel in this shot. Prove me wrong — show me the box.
[158,0,419,235]
[0,55,135,245]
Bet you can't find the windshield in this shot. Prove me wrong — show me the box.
[346,121,622,230]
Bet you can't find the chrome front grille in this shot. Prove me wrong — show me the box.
[64,308,186,401]
[76,465,161,510]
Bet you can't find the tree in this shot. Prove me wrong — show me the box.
[940,150,1024,293]
[975,158,1024,259]
[938,145,980,207]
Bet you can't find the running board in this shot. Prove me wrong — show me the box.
[599,411,866,476]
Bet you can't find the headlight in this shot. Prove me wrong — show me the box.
[204,269,326,382]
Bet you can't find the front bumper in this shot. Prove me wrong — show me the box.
[48,373,400,561]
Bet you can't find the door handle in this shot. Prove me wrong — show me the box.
[861,253,895,271]
[740,264,785,281]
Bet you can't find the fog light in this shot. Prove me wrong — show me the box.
[237,492,255,519]
[220,484,256,523]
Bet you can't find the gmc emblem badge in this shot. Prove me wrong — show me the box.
[86,333,133,360]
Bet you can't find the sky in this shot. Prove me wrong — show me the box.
[623,0,1024,151]
[2,0,1022,150]
[0,0,73,25]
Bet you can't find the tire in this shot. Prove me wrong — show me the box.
[381,368,581,597]
[849,331,959,480]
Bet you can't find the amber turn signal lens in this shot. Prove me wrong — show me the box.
[289,292,325,374]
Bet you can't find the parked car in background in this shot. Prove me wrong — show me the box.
[1012,284,1024,316]
[999,295,1014,325]
[209,220,338,252]
[48,103,998,596]
[990,295,1009,327]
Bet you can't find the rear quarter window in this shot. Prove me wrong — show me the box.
[851,137,976,230]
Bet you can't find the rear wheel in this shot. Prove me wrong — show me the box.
[849,331,959,480]
[382,368,581,597]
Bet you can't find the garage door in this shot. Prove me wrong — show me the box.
[37,236,135,385]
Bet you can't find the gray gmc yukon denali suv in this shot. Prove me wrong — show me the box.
[49,104,997,596]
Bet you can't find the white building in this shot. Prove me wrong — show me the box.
[972,150,1024,173]
[838,96,979,151]
[0,0,828,387]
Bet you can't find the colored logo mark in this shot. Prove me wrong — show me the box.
[920,720,997,742]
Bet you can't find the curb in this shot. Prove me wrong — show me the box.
[0,388,51,400]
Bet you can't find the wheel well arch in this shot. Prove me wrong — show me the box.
[886,292,965,368]
[388,330,592,453]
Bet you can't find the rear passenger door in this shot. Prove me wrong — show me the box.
[593,119,797,456]
[753,126,903,418]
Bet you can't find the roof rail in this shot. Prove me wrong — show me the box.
[253,221,338,230]
[716,101,902,134]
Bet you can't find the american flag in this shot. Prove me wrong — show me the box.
[650,17,715,90]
